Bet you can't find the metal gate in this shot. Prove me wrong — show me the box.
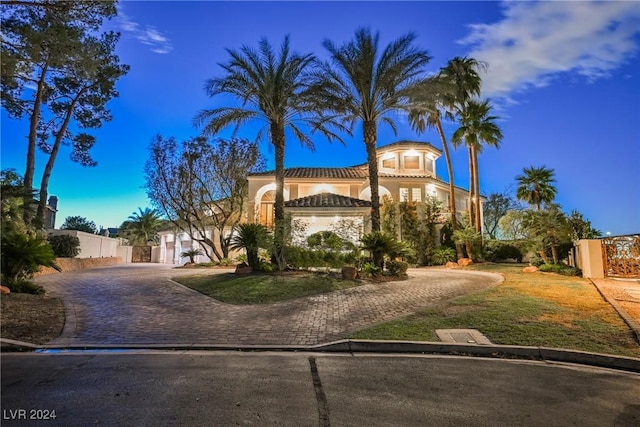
[132,245,152,263]
[602,235,640,278]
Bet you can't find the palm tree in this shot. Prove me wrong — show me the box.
[440,57,487,113]
[230,223,270,271]
[121,207,163,245]
[452,99,503,233]
[524,204,570,264]
[408,75,465,259]
[194,36,345,263]
[312,28,431,232]
[180,248,204,264]
[439,57,486,230]
[515,166,558,211]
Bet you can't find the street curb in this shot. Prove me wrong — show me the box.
[589,279,640,344]
[3,339,638,374]
[316,340,640,373]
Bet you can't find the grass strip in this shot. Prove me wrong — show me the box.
[175,271,363,304]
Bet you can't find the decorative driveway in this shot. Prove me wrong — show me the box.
[36,264,502,346]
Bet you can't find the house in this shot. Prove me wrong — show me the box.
[157,140,481,264]
[247,140,479,242]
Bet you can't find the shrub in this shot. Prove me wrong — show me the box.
[431,247,457,265]
[538,263,582,276]
[386,260,408,276]
[361,262,382,278]
[306,231,346,250]
[483,240,523,262]
[1,230,59,284]
[529,253,546,267]
[49,234,81,258]
[5,279,44,295]
[283,245,353,269]
[259,260,275,272]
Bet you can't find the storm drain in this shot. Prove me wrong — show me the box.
[435,329,492,345]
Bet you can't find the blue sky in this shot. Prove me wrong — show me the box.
[2,1,639,235]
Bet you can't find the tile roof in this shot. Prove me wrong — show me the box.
[250,166,368,179]
[285,193,372,208]
[378,140,441,153]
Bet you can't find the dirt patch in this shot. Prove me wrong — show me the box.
[1,293,65,345]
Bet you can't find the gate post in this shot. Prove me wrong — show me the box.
[576,239,605,278]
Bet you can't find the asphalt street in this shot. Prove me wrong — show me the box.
[2,351,639,427]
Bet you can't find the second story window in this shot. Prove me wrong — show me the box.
[403,155,420,170]
[382,157,396,169]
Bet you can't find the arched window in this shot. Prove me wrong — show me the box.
[259,190,275,227]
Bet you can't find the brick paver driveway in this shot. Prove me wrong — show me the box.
[36,264,502,346]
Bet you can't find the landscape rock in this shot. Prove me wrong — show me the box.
[0,286,10,294]
[445,262,459,269]
[522,266,539,273]
[341,266,358,280]
[458,258,473,267]
[235,264,252,275]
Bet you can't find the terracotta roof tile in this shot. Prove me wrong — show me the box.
[251,166,368,179]
[285,193,372,208]
[378,140,441,153]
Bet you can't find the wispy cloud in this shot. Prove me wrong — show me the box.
[460,1,640,101]
[116,8,173,54]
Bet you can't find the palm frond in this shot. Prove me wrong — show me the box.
[194,107,260,136]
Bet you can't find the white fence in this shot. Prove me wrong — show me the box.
[48,229,132,263]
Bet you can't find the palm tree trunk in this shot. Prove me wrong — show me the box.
[473,146,482,234]
[435,117,464,259]
[271,122,286,269]
[271,123,286,224]
[467,145,475,228]
[364,120,381,232]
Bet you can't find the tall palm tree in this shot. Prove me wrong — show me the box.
[121,207,163,245]
[452,99,503,233]
[408,76,465,259]
[439,57,486,229]
[194,36,345,263]
[515,165,558,210]
[524,204,570,264]
[312,28,431,232]
[440,57,487,114]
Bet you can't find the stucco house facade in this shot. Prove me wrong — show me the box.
[248,140,478,242]
[157,140,481,264]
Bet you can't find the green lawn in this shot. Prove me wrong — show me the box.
[351,264,640,358]
[175,271,363,304]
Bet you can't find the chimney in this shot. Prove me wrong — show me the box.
[47,196,58,229]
